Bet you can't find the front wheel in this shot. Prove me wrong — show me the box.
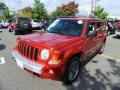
[63,56,81,84]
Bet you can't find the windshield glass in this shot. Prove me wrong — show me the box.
[47,19,84,36]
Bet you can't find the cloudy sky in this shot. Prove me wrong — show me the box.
[1,0,120,16]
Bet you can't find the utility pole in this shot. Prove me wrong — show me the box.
[91,0,94,15]
[94,0,100,10]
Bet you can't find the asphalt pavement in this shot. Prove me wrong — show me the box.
[0,29,120,90]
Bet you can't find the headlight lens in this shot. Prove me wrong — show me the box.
[41,49,50,60]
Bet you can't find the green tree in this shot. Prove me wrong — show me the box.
[2,7,11,19]
[0,2,11,19]
[91,6,109,20]
[0,2,6,9]
[32,0,48,19]
[19,7,32,18]
[51,1,79,17]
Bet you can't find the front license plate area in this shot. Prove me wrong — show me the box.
[17,60,24,69]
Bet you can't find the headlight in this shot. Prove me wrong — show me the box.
[41,49,50,60]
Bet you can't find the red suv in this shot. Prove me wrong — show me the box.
[12,18,107,84]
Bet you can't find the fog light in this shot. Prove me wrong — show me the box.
[48,60,61,65]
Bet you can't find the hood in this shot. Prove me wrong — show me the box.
[20,32,82,49]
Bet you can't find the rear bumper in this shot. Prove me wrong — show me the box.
[14,28,32,31]
[116,31,120,36]
[12,51,43,74]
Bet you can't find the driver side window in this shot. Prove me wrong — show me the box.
[86,22,95,36]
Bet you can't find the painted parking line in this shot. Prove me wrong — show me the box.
[101,54,120,62]
[0,57,5,64]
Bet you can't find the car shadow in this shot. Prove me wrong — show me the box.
[0,44,6,51]
[112,36,120,39]
[63,58,120,90]
[0,30,3,33]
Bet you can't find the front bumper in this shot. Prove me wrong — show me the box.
[12,51,44,74]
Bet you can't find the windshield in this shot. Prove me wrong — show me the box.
[47,19,84,36]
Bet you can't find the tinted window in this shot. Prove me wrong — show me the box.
[18,18,30,23]
[33,20,40,22]
[47,19,84,36]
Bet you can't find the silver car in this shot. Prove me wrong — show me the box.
[31,19,42,30]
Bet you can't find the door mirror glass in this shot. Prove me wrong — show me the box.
[87,30,97,37]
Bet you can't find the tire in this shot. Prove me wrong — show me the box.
[98,42,105,54]
[63,56,81,84]
[8,29,11,32]
[13,30,18,35]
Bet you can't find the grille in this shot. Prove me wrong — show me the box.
[18,41,39,61]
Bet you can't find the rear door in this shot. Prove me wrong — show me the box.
[96,21,107,47]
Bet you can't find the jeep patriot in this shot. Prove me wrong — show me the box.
[12,18,108,84]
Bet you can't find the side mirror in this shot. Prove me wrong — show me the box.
[87,30,97,37]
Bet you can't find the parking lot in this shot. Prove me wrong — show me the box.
[0,28,120,90]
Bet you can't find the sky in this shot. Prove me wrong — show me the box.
[1,0,120,16]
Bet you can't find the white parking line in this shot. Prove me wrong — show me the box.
[0,57,5,64]
[101,54,120,62]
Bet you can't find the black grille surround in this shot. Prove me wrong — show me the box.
[17,41,39,61]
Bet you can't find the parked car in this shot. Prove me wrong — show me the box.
[31,19,42,30]
[107,20,116,35]
[8,18,14,32]
[0,20,2,28]
[115,20,120,37]
[8,17,32,35]
[1,20,9,28]
[12,17,107,84]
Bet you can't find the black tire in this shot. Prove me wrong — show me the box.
[13,30,18,35]
[63,56,81,84]
[28,29,33,33]
[98,42,105,54]
[8,29,11,32]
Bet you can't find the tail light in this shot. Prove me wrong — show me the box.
[15,23,19,28]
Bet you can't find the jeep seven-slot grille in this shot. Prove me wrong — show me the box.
[18,41,39,61]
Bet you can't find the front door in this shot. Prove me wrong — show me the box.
[83,21,98,60]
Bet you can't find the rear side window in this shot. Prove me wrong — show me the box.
[33,20,40,22]
[86,21,105,35]
[18,18,30,23]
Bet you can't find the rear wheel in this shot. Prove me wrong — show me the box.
[13,30,18,35]
[98,42,105,54]
[63,56,81,84]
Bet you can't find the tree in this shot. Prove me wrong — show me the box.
[0,2,11,19]
[19,7,32,18]
[32,0,48,19]
[2,7,11,19]
[51,1,79,17]
[0,2,6,9]
[91,6,108,20]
